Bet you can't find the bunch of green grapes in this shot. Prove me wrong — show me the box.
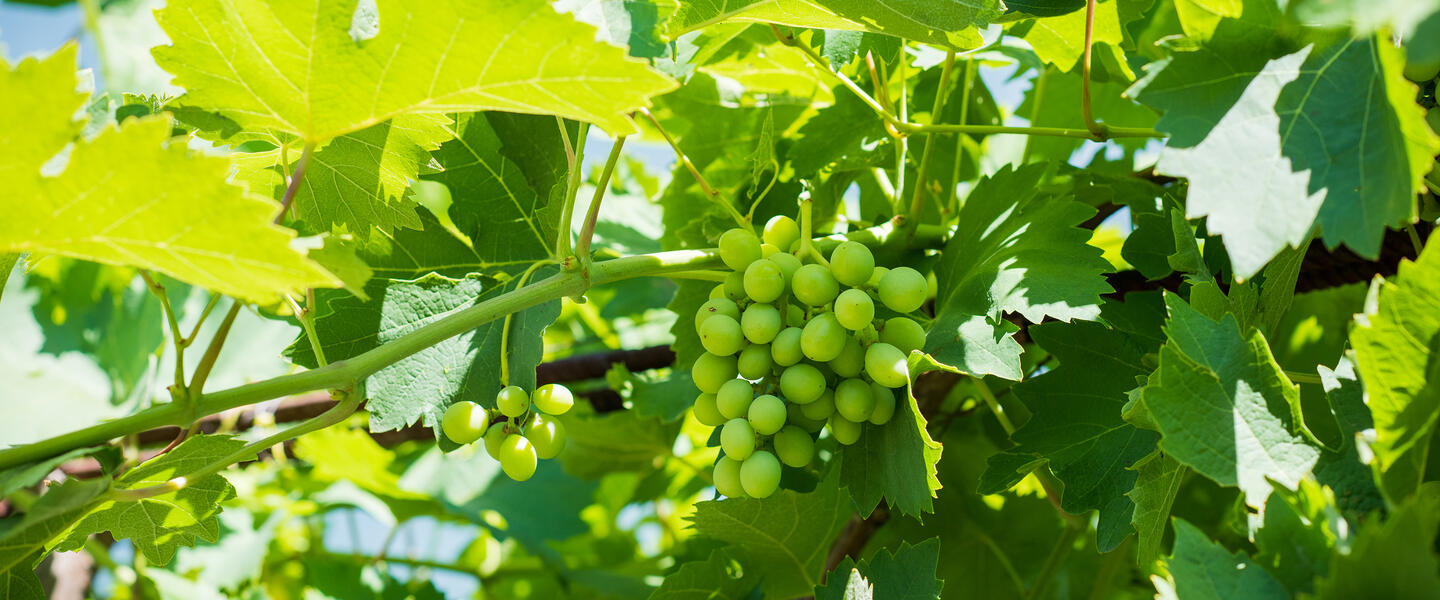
[692,215,929,499]
[441,383,574,481]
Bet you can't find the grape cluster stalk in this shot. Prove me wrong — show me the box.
[692,216,930,498]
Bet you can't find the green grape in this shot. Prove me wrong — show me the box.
[785,304,806,328]
[740,451,782,498]
[834,288,874,330]
[834,378,875,422]
[693,352,739,393]
[713,456,747,497]
[524,413,566,459]
[741,304,783,344]
[1430,107,1440,135]
[869,382,897,425]
[709,284,726,300]
[787,402,826,433]
[721,418,756,460]
[496,385,529,418]
[743,259,785,303]
[717,378,755,420]
[827,414,862,445]
[801,388,836,420]
[737,344,773,379]
[878,267,927,313]
[763,215,801,250]
[498,435,539,481]
[779,363,826,404]
[801,313,847,362]
[761,243,780,258]
[771,327,805,367]
[865,342,909,388]
[829,336,864,378]
[693,393,727,427]
[768,251,802,283]
[747,394,787,435]
[719,228,763,271]
[773,425,815,467]
[533,384,574,416]
[865,265,889,289]
[699,314,744,356]
[483,423,509,458]
[829,241,874,287]
[694,297,740,333]
[441,401,487,444]
[1405,60,1440,83]
[723,271,747,302]
[880,316,926,354]
[792,264,839,306]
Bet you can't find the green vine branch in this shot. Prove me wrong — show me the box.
[555,120,591,259]
[575,135,628,263]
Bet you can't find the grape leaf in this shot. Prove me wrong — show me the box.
[926,164,1113,380]
[1139,294,1320,507]
[787,87,891,176]
[1017,67,1157,164]
[0,478,108,600]
[628,370,698,423]
[0,254,19,306]
[292,428,427,500]
[1252,480,1336,594]
[1312,483,1440,599]
[668,0,997,49]
[984,293,1165,552]
[689,470,851,599]
[1172,0,1242,39]
[814,538,943,600]
[1022,0,1124,74]
[361,206,490,279]
[1350,242,1440,502]
[1161,519,1288,600]
[1311,358,1384,515]
[840,367,942,517]
[287,271,560,435]
[1127,450,1186,569]
[0,46,338,304]
[61,435,245,565]
[649,549,758,600]
[557,410,681,479]
[1130,4,1440,279]
[1288,0,1440,63]
[153,0,674,141]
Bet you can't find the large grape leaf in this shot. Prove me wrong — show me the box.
[153,0,674,141]
[0,478,108,600]
[1138,294,1320,508]
[59,435,245,565]
[1312,483,1440,599]
[1022,0,1125,73]
[1350,242,1440,502]
[981,293,1165,551]
[668,0,1000,48]
[839,371,942,517]
[689,470,852,599]
[1130,3,1440,279]
[287,271,560,434]
[361,207,491,279]
[1252,481,1337,594]
[649,549,758,600]
[1287,0,1440,63]
[0,46,338,304]
[557,410,681,479]
[1160,519,1288,600]
[1127,450,1186,569]
[925,164,1113,380]
[291,428,428,501]
[814,538,943,600]
[1311,358,1384,515]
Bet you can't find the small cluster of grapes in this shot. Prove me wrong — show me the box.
[693,216,929,499]
[441,383,573,481]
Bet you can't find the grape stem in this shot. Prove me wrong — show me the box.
[796,196,830,266]
[1081,0,1104,139]
[575,135,628,264]
[905,50,957,235]
[498,260,554,387]
[638,107,750,228]
[554,119,590,260]
[139,270,187,394]
[287,293,328,367]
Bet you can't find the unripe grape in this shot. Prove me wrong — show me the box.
[723,271,746,302]
[719,228,762,271]
[761,243,780,258]
[743,260,786,303]
[693,353,738,393]
[865,342,909,388]
[878,267,927,313]
[713,456,747,498]
[829,241,874,287]
[829,336,865,378]
[865,265,890,289]
[801,388,836,420]
[779,364,826,404]
[1405,60,1440,83]
[524,413,566,459]
[483,423,509,458]
[441,401,488,444]
[763,215,801,250]
[497,386,529,418]
[787,402,826,432]
[737,344,773,379]
[533,384,574,416]
[773,425,815,467]
[740,451,782,498]
[721,418,756,460]
[768,252,802,283]
[834,289,875,331]
[869,382,897,425]
[709,284,726,300]
[717,378,755,420]
[771,327,804,367]
[741,304,783,344]
[700,314,744,356]
[498,435,538,481]
[786,304,806,328]
[880,317,926,354]
[694,297,740,333]
[827,414,862,445]
[747,394,787,435]
[834,378,875,422]
[792,264,839,306]
[801,313,846,362]
[693,393,726,426]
